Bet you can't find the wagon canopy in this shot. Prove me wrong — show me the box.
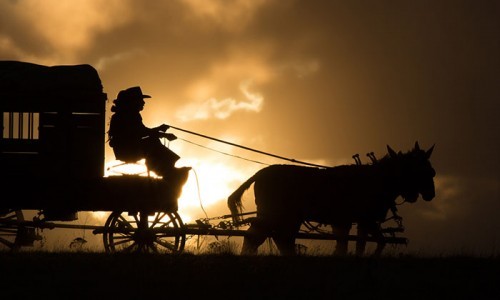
[0,60,106,112]
[0,60,103,94]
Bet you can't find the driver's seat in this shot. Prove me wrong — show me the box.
[107,146,151,176]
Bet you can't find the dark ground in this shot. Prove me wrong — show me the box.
[1,252,499,299]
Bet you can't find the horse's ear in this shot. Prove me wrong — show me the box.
[414,141,420,151]
[426,144,435,159]
[387,145,397,158]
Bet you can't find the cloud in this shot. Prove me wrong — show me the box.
[0,35,27,59]
[411,175,500,224]
[179,0,269,32]
[176,80,263,121]
[1,0,133,62]
[403,174,500,255]
[94,49,145,72]
[285,59,321,78]
[417,175,461,221]
[173,47,274,121]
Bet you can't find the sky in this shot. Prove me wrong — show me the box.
[1,0,499,255]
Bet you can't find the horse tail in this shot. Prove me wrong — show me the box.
[228,173,258,226]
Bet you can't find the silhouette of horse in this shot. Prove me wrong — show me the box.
[228,142,436,256]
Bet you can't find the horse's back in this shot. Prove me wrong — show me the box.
[254,164,327,195]
[254,164,376,197]
[252,164,386,223]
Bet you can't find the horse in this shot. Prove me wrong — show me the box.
[227,142,436,256]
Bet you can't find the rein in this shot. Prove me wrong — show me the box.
[168,125,331,169]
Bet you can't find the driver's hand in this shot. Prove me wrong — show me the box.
[158,124,170,132]
[164,133,177,141]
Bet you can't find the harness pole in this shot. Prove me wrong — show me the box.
[168,125,330,169]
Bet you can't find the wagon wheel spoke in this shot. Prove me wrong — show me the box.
[156,222,176,232]
[123,242,139,253]
[151,212,168,227]
[139,244,151,253]
[0,228,19,234]
[112,236,135,246]
[154,238,177,251]
[118,215,135,229]
[112,233,133,240]
[159,218,175,227]
[0,210,24,251]
[133,214,141,226]
[0,237,15,248]
[148,244,159,253]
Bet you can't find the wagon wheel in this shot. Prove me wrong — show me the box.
[0,209,24,251]
[103,211,186,253]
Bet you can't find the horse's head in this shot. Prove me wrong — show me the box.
[386,142,436,203]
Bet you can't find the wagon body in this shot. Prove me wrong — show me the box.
[1,176,178,214]
[0,61,179,219]
[0,61,189,253]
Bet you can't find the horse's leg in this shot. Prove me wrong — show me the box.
[272,222,301,256]
[371,228,386,257]
[241,219,268,255]
[364,223,386,257]
[272,235,296,256]
[332,224,351,256]
[356,224,368,256]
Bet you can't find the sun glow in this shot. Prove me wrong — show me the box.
[181,163,226,204]
[177,157,253,223]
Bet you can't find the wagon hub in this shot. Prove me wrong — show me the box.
[133,228,157,245]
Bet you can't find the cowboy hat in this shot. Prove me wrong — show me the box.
[115,86,151,103]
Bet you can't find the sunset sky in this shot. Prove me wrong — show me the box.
[1,0,499,255]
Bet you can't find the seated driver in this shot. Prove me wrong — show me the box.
[107,86,190,188]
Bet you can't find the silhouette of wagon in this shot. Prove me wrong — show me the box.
[0,61,407,254]
[0,61,188,253]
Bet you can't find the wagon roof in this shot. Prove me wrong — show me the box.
[0,60,104,95]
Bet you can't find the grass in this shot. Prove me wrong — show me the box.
[1,250,499,299]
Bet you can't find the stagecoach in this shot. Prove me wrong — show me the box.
[0,61,408,254]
